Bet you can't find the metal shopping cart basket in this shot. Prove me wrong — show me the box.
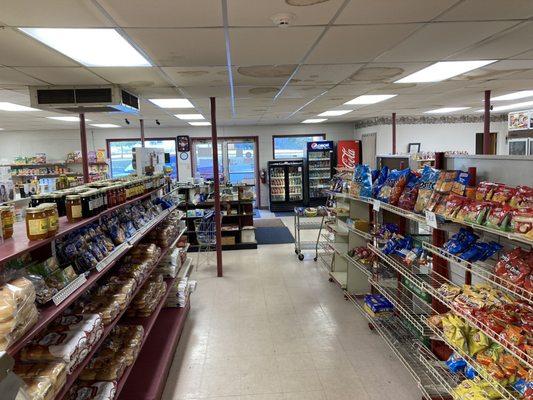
[194,210,216,270]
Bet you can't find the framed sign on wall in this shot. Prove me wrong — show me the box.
[177,135,190,152]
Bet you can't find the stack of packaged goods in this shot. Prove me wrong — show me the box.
[165,278,196,308]
[126,274,166,318]
[146,212,181,249]
[0,277,39,350]
[158,247,182,278]
[363,294,394,318]
[14,361,67,400]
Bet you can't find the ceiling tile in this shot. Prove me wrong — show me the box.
[227,0,344,26]
[307,25,421,64]
[89,67,169,88]
[230,27,323,65]
[0,68,47,85]
[292,64,363,86]
[233,65,296,86]
[336,0,458,24]
[377,21,515,62]
[0,28,77,67]
[437,0,533,21]
[98,0,222,28]
[162,67,229,86]
[0,0,110,27]
[125,28,227,67]
[15,67,107,85]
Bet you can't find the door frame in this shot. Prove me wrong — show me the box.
[190,136,261,207]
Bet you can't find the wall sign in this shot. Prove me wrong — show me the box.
[508,110,533,131]
[177,135,190,152]
[337,140,360,169]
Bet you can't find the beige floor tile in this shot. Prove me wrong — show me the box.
[283,391,326,400]
[241,371,282,395]
[275,352,315,372]
[199,371,242,397]
[311,351,352,370]
[279,370,323,393]
[273,337,310,354]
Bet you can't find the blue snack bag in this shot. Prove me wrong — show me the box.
[352,164,373,198]
[464,364,477,379]
[445,353,466,374]
[372,166,389,198]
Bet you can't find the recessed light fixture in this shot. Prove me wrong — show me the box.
[188,122,211,126]
[425,107,471,114]
[0,102,39,112]
[395,60,497,83]
[0,128,4,131]
[492,90,533,101]
[149,98,194,108]
[175,114,204,120]
[89,123,120,128]
[476,100,533,113]
[318,110,352,117]
[301,119,327,124]
[18,28,151,67]
[344,95,397,105]
[46,116,91,122]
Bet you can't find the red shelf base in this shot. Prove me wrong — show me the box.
[118,303,190,400]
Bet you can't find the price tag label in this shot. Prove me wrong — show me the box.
[373,199,381,212]
[425,211,438,229]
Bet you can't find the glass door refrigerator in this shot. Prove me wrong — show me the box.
[268,159,304,212]
[306,141,334,206]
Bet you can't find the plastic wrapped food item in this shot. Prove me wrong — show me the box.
[350,164,373,198]
[440,194,469,219]
[467,329,490,356]
[443,228,479,255]
[26,274,57,304]
[67,381,116,400]
[377,168,410,205]
[0,303,39,350]
[484,205,512,231]
[435,171,458,194]
[450,171,471,196]
[50,314,103,347]
[510,186,533,209]
[446,353,466,373]
[494,247,531,289]
[397,171,420,211]
[363,294,393,318]
[74,296,121,325]
[372,166,389,198]
[23,377,55,400]
[491,185,516,205]
[14,361,67,394]
[414,166,439,213]
[510,208,533,237]
[475,182,499,201]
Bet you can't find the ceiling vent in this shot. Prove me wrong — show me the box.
[29,85,140,114]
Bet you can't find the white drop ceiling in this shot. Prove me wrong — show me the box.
[0,0,532,131]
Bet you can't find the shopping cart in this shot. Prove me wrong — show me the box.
[293,208,328,261]
[194,210,216,270]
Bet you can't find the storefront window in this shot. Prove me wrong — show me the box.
[273,134,326,159]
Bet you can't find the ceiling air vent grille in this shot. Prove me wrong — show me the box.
[75,88,113,103]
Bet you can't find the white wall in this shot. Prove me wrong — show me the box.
[355,121,509,156]
[0,122,355,207]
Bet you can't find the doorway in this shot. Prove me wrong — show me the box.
[475,132,497,154]
[362,132,377,168]
[191,137,260,205]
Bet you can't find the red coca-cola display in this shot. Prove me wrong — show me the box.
[337,140,361,169]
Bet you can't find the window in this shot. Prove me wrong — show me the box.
[108,139,177,179]
[273,134,326,159]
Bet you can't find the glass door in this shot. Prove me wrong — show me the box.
[288,165,303,201]
[227,140,255,185]
[192,141,223,181]
[270,166,286,202]
[308,150,331,199]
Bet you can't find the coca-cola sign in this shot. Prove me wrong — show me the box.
[337,140,360,169]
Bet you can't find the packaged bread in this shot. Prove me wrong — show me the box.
[67,381,116,400]
[20,329,89,372]
[0,277,36,322]
[50,314,103,346]
[0,302,39,350]
[74,297,121,325]
[14,361,67,393]
[23,377,55,400]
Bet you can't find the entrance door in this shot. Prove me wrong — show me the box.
[475,132,497,154]
[362,132,377,168]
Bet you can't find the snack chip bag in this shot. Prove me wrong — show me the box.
[484,204,512,231]
[389,168,410,206]
[464,201,493,225]
[468,329,490,356]
[446,353,466,373]
[510,208,533,236]
[441,194,468,219]
[351,164,373,198]
[414,166,439,213]
[451,170,471,196]
[435,170,459,193]
[475,182,499,202]
[397,171,420,211]
[372,166,389,198]
[376,169,400,203]
[510,186,533,208]
[491,185,517,205]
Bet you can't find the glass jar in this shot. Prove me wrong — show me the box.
[66,195,82,222]
[51,193,67,217]
[107,186,116,208]
[101,188,108,210]
[42,203,59,237]
[81,192,93,218]
[25,207,49,241]
[30,194,45,208]
[0,205,14,239]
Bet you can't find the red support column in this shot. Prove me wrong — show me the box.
[210,97,223,277]
[483,90,491,155]
[79,113,90,183]
[392,112,397,155]
[140,119,145,148]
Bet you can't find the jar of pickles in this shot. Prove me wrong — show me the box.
[25,207,49,241]
[66,194,82,222]
[0,205,14,240]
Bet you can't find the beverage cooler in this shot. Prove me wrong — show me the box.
[306,141,334,206]
[268,159,304,212]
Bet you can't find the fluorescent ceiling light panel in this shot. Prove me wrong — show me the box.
[188,122,211,126]
[0,102,39,112]
[89,123,120,128]
[149,98,194,108]
[476,100,533,113]
[47,116,91,122]
[18,28,150,67]
[395,60,497,83]
[344,95,396,105]
[301,119,327,124]
[318,110,352,117]
[492,90,533,101]
[425,107,470,114]
[175,114,204,120]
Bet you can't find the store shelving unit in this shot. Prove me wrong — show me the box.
[326,163,532,400]
[0,184,193,400]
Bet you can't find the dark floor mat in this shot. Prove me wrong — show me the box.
[274,211,295,217]
[255,226,294,244]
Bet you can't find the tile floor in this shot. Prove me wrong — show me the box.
[162,219,422,400]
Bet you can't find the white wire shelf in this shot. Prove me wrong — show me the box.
[422,242,532,305]
[325,222,348,237]
[447,217,532,247]
[329,271,347,289]
[426,321,520,400]
[368,243,533,370]
[378,201,428,224]
[325,191,373,204]
[337,219,373,240]
[345,293,457,400]
[344,254,373,278]
[298,241,319,250]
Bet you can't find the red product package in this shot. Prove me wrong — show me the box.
[484,204,513,231]
[494,247,532,288]
[475,182,499,202]
[510,186,533,209]
[510,208,533,236]
[441,194,468,219]
[397,171,420,211]
[389,169,410,206]
[491,185,517,205]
